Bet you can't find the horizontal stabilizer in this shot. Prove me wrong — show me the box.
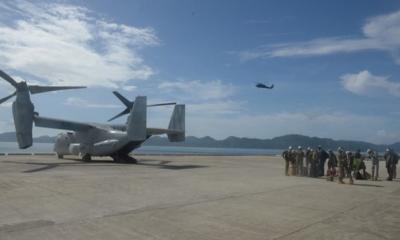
[147,128,183,135]
[148,102,176,107]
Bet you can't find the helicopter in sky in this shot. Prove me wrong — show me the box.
[255,82,274,89]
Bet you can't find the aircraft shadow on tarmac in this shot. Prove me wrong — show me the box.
[4,159,208,173]
[137,159,208,170]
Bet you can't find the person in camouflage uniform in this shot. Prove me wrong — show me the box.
[384,148,398,181]
[337,147,346,184]
[353,149,367,180]
[296,146,305,176]
[305,147,312,177]
[310,149,318,178]
[345,151,354,184]
[317,146,329,177]
[288,147,297,176]
[282,146,292,176]
[326,150,337,181]
[393,150,398,179]
[367,149,379,181]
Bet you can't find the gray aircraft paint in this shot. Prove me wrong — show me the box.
[0,70,85,149]
[50,98,185,159]
[0,69,185,162]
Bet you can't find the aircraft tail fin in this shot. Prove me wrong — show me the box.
[167,104,185,142]
[126,96,147,141]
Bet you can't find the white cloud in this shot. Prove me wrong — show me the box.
[0,1,158,88]
[341,70,400,97]
[239,10,400,62]
[65,97,119,108]
[188,101,243,115]
[158,80,235,100]
[122,85,137,92]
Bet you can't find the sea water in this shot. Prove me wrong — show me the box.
[0,142,282,156]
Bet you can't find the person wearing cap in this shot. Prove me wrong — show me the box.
[288,146,297,176]
[310,148,319,178]
[393,150,399,179]
[305,147,312,177]
[326,150,337,181]
[353,149,367,179]
[317,146,329,177]
[281,146,292,176]
[384,148,397,181]
[345,151,354,184]
[296,146,305,176]
[367,149,379,181]
[337,147,346,184]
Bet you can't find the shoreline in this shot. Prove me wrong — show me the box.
[0,152,280,157]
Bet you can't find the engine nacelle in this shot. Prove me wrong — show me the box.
[54,132,76,155]
[12,100,34,149]
[69,144,80,156]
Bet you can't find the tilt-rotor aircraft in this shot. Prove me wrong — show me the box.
[0,70,185,163]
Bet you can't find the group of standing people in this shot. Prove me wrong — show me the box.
[281,146,398,184]
[281,146,328,178]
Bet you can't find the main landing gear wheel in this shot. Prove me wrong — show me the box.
[126,155,138,164]
[112,154,137,164]
[57,154,64,159]
[82,154,92,162]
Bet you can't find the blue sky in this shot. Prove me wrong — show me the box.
[1,0,400,143]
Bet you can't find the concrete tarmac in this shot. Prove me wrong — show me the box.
[0,155,399,240]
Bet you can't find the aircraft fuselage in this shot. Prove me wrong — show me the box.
[54,128,149,159]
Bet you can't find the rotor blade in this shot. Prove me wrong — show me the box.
[113,91,133,108]
[0,91,16,104]
[28,85,86,94]
[0,70,18,88]
[108,108,130,122]
[147,102,176,107]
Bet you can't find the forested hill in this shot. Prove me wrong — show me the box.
[145,134,391,151]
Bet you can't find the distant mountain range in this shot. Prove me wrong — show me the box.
[145,135,396,152]
[0,131,398,151]
[0,132,56,143]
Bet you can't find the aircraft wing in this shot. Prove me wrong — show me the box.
[34,115,94,131]
[108,125,182,135]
